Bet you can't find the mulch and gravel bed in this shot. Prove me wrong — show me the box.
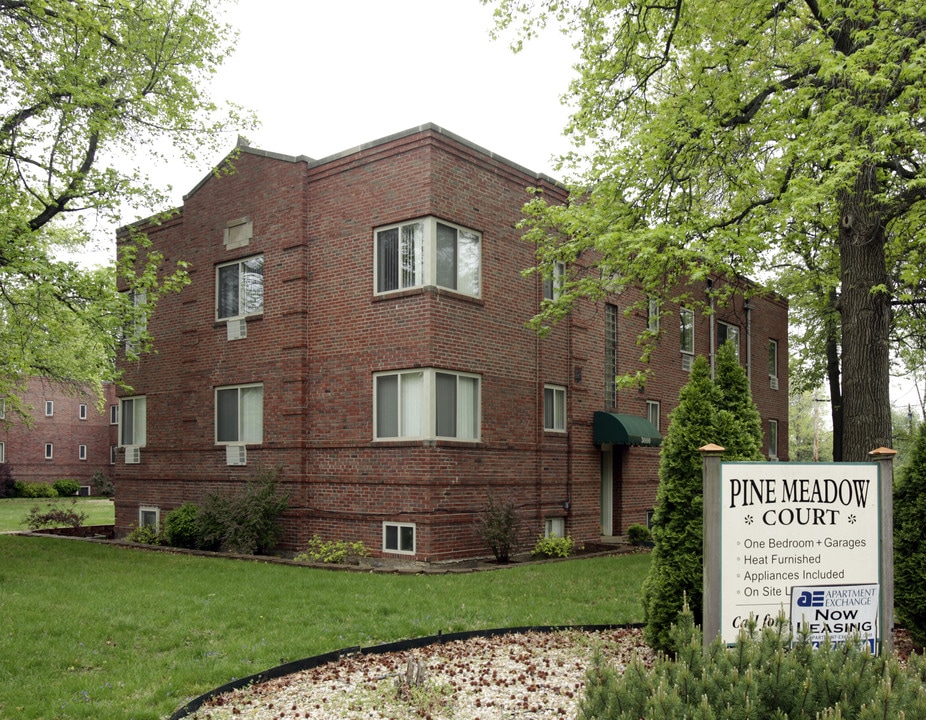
[185,626,919,720]
[187,627,653,720]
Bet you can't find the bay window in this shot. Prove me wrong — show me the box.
[375,217,481,296]
[375,369,480,440]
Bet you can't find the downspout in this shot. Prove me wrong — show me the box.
[535,275,543,534]
[566,311,573,529]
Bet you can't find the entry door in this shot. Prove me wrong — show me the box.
[600,446,613,535]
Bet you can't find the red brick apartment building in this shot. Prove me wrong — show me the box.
[0,378,117,492]
[114,124,788,560]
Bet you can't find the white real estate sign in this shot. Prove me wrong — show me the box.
[719,462,880,644]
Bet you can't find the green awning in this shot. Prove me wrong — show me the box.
[593,411,662,447]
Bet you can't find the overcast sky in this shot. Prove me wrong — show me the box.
[97,0,923,411]
[157,0,578,204]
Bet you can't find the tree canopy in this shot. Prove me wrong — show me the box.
[487,0,926,460]
[0,0,250,416]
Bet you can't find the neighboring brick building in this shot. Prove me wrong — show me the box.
[114,124,788,560]
[0,378,118,492]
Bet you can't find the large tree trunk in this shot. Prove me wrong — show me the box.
[824,288,844,462]
[837,163,892,461]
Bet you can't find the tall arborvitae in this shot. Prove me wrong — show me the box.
[642,344,764,652]
[895,420,926,648]
[642,355,719,652]
[713,341,765,462]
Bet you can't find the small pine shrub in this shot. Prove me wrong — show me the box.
[578,605,926,719]
[195,470,289,555]
[91,469,115,497]
[895,419,926,648]
[126,524,164,545]
[294,535,371,564]
[52,478,81,497]
[163,503,200,549]
[626,524,652,545]
[477,496,522,563]
[22,501,87,530]
[0,463,15,499]
[16,481,57,498]
[532,533,575,558]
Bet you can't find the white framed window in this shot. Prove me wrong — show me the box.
[0,442,5,463]
[125,290,147,353]
[44,443,53,460]
[374,369,480,441]
[768,419,779,460]
[110,445,117,464]
[110,405,118,424]
[545,517,565,538]
[680,308,694,355]
[139,506,160,529]
[217,255,264,320]
[0,398,5,419]
[215,384,263,444]
[605,304,618,410]
[79,404,88,420]
[119,396,147,447]
[543,261,565,301]
[78,444,87,461]
[544,385,567,432]
[646,400,661,432]
[45,400,54,416]
[718,322,740,359]
[769,339,779,388]
[374,217,481,297]
[383,522,415,554]
[647,297,660,333]
[224,216,253,250]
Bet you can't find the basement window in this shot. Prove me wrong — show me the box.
[383,522,415,555]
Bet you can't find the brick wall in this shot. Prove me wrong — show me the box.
[114,125,789,559]
[0,378,117,491]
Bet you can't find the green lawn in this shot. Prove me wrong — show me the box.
[0,535,650,720]
[0,497,115,532]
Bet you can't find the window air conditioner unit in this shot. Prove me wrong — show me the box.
[226,444,247,466]
[227,318,247,341]
[770,376,779,390]
[125,446,140,464]
[681,354,693,372]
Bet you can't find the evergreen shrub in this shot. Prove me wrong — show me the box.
[895,420,926,648]
[52,478,81,497]
[642,343,764,653]
[579,606,926,719]
[626,524,651,545]
[162,503,200,549]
